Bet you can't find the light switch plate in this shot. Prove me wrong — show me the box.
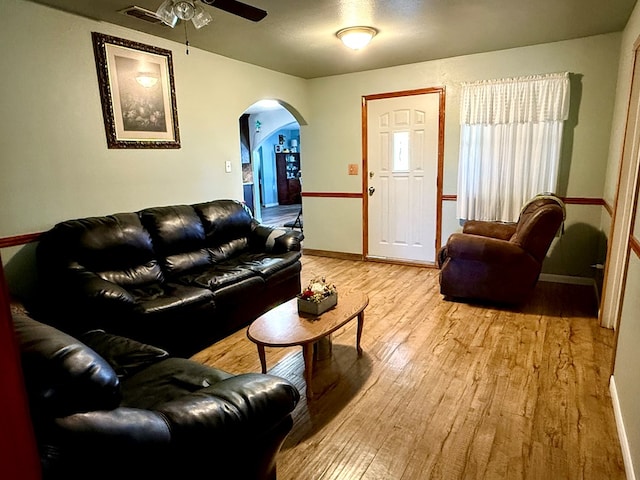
[225,161,232,173]
[348,163,358,175]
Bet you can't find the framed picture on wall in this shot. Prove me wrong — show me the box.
[91,32,180,149]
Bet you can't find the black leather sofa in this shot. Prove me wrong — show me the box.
[35,199,303,357]
[13,311,300,480]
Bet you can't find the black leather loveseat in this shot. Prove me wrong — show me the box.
[13,311,300,480]
[35,199,303,357]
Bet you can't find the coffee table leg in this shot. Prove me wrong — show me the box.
[303,343,314,399]
[257,344,267,373]
[356,311,364,356]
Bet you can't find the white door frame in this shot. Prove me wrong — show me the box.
[600,40,640,330]
[251,147,263,222]
[362,87,446,265]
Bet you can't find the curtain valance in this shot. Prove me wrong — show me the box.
[460,72,570,125]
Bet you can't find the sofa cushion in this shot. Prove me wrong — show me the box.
[209,275,266,309]
[193,200,254,254]
[176,264,257,290]
[13,313,121,417]
[120,357,233,409]
[257,261,303,289]
[39,213,164,288]
[234,251,302,279]
[129,282,215,315]
[139,205,211,276]
[98,260,164,288]
[75,214,158,272]
[80,330,169,378]
[207,238,250,263]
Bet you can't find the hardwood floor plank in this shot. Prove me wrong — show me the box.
[191,255,625,479]
[261,204,302,227]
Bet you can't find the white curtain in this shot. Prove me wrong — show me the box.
[457,72,570,222]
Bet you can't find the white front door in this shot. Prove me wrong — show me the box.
[366,90,443,263]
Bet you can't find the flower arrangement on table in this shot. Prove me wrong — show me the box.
[297,276,338,315]
[299,276,337,303]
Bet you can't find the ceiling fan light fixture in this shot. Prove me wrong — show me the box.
[191,4,213,29]
[336,26,377,50]
[156,0,212,29]
[174,0,196,20]
[155,0,178,27]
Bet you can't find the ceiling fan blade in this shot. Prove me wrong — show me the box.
[201,0,267,22]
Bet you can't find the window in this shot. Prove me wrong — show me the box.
[393,131,409,171]
[457,73,570,222]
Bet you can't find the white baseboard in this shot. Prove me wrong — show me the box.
[610,375,636,480]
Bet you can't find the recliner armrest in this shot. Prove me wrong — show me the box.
[446,233,534,264]
[54,407,171,444]
[48,408,172,478]
[157,373,300,440]
[462,220,516,240]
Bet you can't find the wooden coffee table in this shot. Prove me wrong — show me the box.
[247,289,369,399]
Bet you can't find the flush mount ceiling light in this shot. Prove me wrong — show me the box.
[156,0,213,29]
[336,26,378,50]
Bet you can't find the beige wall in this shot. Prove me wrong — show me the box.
[605,1,640,209]
[0,0,622,277]
[609,2,640,477]
[302,34,621,266]
[614,253,640,477]
[0,0,308,242]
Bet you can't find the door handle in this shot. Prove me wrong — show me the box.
[368,186,375,196]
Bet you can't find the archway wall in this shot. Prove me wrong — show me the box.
[248,109,299,153]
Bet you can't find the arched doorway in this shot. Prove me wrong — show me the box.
[239,100,303,228]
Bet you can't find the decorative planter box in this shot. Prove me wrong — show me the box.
[297,293,337,316]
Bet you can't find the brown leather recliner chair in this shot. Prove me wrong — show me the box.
[437,194,565,304]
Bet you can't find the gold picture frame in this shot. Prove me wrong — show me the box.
[92,32,180,149]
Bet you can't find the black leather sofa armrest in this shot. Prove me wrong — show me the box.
[54,407,171,444]
[251,225,304,253]
[73,270,136,306]
[157,373,300,439]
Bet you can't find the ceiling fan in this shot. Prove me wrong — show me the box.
[156,0,267,30]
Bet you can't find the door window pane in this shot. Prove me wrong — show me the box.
[393,131,409,171]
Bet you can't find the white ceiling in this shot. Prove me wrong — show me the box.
[26,0,637,79]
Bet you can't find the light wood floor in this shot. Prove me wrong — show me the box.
[191,255,625,480]
[261,204,302,229]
